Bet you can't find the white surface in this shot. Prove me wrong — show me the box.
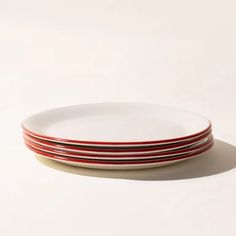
[1,0,236,235]
[22,103,210,143]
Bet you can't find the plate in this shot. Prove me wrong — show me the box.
[22,103,211,147]
[23,129,212,155]
[28,141,213,170]
[24,135,213,160]
[35,154,198,170]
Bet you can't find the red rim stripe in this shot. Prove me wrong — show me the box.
[25,141,214,165]
[23,129,212,153]
[24,134,213,158]
[22,123,212,145]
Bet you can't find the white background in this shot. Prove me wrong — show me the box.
[1,0,236,235]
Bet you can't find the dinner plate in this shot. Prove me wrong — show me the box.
[35,154,199,170]
[24,134,213,160]
[22,103,211,147]
[26,141,214,170]
[23,129,212,155]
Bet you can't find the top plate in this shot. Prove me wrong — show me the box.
[22,103,211,146]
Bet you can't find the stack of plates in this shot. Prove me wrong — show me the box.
[22,103,214,170]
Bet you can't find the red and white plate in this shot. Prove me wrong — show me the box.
[22,103,214,170]
[24,134,213,160]
[25,141,214,170]
[23,129,212,155]
[22,103,211,147]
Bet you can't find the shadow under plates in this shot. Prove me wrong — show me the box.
[35,139,236,181]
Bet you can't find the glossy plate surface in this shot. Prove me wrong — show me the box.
[22,103,211,146]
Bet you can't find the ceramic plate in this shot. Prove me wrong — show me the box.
[25,138,213,162]
[35,154,200,170]
[22,103,211,147]
[23,129,212,155]
[24,134,213,160]
[27,141,213,170]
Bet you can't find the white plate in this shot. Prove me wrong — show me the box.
[22,103,211,147]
